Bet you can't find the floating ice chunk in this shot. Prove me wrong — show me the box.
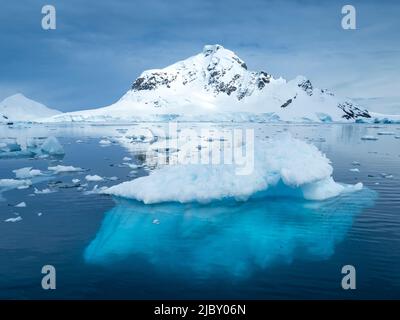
[40,136,65,155]
[13,167,42,179]
[152,219,160,225]
[123,156,132,161]
[107,176,119,181]
[349,168,360,172]
[377,131,395,135]
[361,135,378,141]
[72,178,80,184]
[4,216,22,223]
[15,201,26,207]
[122,162,140,169]
[351,161,361,166]
[381,173,394,179]
[104,135,362,203]
[99,139,112,146]
[34,187,55,194]
[85,175,104,182]
[48,165,83,174]
[37,212,43,216]
[0,179,32,189]
[84,184,108,195]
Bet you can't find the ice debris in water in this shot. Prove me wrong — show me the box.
[377,131,395,136]
[34,187,55,194]
[104,135,363,203]
[361,135,378,141]
[85,175,104,182]
[349,168,360,172]
[72,178,80,184]
[83,185,108,195]
[99,139,112,146]
[13,167,42,179]
[48,165,83,174]
[15,202,26,207]
[4,216,22,223]
[0,179,32,190]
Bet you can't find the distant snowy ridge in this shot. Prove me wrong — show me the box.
[0,93,61,122]
[41,44,387,123]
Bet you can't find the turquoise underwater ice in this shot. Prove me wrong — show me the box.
[85,187,376,278]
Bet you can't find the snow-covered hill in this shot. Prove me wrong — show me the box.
[0,93,61,122]
[43,44,395,123]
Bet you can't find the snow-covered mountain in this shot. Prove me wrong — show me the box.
[0,93,61,122]
[44,44,394,123]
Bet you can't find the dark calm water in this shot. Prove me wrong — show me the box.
[0,123,399,299]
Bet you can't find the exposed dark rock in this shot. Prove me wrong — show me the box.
[281,95,297,108]
[298,79,313,96]
[338,102,371,120]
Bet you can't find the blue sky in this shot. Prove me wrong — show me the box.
[0,0,399,113]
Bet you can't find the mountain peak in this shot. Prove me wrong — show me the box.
[202,44,224,55]
[129,44,268,100]
[0,93,61,122]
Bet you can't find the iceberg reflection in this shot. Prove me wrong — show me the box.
[85,189,375,277]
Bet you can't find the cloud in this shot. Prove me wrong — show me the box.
[0,0,399,113]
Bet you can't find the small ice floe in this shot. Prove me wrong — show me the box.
[83,185,107,195]
[76,140,84,143]
[107,176,119,181]
[85,175,104,182]
[72,178,80,184]
[351,161,361,166]
[123,156,132,161]
[122,162,143,169]
[349,168,360,173]
[152,219,160,225]
[0,179,32,190]
[37,212,43,216]
[13,167,42,179]
[380,173,394,179]
[17,185,30,190]
[361,135,378,141]
[99,139,112,146]
[34,187,55,194]
[377,131,396,136]
[15,201,26,208]
[4,216,22,223]
[48,165,83,174]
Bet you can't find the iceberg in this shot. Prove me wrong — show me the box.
[104,135,362,203]
[40,136,65,155]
